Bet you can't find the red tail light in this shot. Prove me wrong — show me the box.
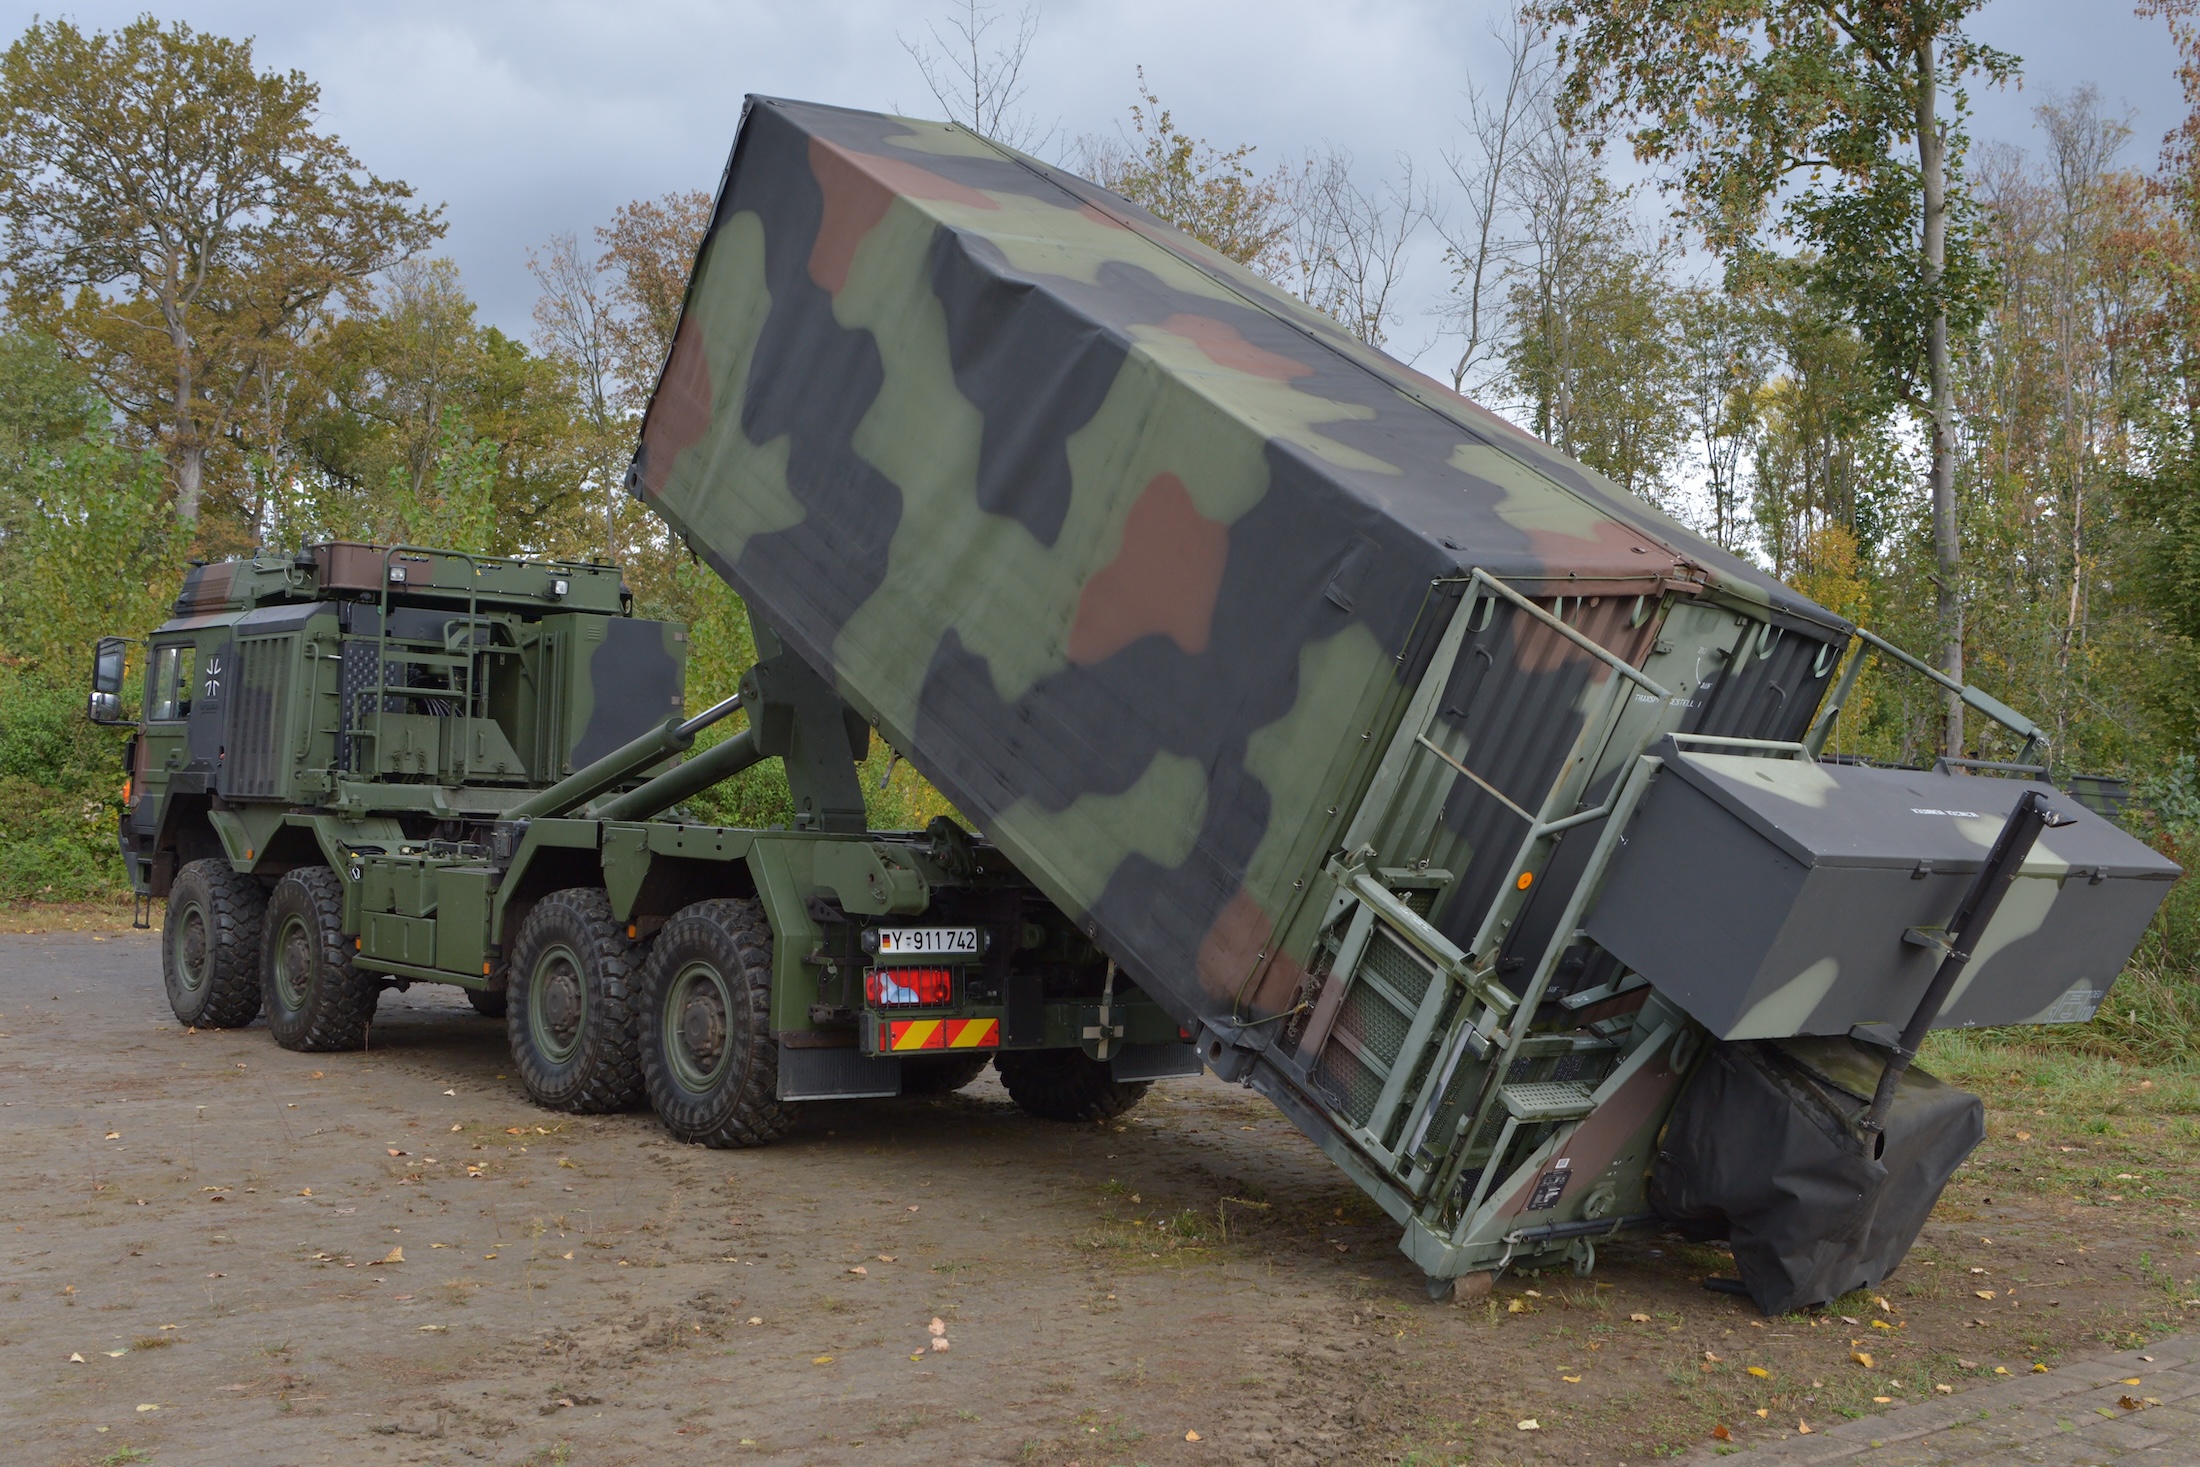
[866,967,953,1007]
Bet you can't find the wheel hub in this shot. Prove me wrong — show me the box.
[276,917,314,1008]
[540,957,584,1046]
[679,986,727,1071]
[175,907,208,991]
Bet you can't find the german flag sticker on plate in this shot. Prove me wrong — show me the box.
[887,1018,999,1051]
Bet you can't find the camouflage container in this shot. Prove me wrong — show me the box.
[630,97,1849,1039]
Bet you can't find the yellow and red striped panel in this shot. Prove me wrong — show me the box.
[885,1018,1000,1052]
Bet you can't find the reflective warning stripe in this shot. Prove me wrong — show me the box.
[884,1018,999,1052]
[945,1018,998,1049]
[888,1020,945,1051]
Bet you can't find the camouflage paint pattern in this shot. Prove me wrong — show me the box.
[628,98,1853,1042]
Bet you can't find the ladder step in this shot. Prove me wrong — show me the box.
[1499,1080,1596,1123]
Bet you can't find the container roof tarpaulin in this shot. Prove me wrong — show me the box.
[629,96,1850,1024]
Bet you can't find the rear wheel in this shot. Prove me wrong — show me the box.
[262,867,378,1052]
[506,888,644,1113]
[899,1053,992,1095]
[638,898,795,1148]
[995,1049,1149,1122]
[162,859,266,1028]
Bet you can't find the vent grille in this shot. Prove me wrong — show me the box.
[223,637,292,797]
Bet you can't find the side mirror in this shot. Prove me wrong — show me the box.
[87,637,127,725]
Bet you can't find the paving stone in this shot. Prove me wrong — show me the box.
[1688,1331,2200,1465]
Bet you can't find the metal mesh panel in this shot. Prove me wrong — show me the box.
[1312,927,1434,1128]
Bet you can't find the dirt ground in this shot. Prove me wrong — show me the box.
[2,922,2195,1467]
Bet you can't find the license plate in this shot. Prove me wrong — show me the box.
[876,927,979,958]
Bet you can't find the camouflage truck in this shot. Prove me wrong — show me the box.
[614,97,2182,1310]
[92,541,1191,1141]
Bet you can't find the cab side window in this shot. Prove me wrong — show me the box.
[148,642,195,720]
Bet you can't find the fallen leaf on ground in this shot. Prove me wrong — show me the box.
[1935,1384,1953,1394]
[1517,1419,1540,1431]
[812,1356,833,1365]
[1994,1366,2012,1376]
[103,1131,118,1140]
[1747,1366,1769,1378]
[1754,1409,1769,1418]
[104,1350,125,1358]
[929,1317,947,1336]
[1185,1430,1201,1441]
[442,1089,455,1096]
[2121,1395,2146,1410]
[2123,1377,2143,1385]
[136,1404,157,1412]
[378,1247,404,1264]
[1798,1420,1813,1434]
[847,1265,867,1276]
[1703,1350,1722,1363]
[1507,1298,1527,1314]
[67,1353,84,1363]
[1561,1374,1581,1383]
[930,1338,951,1352]
[1628,1312,1650,1322]
[877,1254,895,1262]
[1710,1424,1730,1441]
[2033,1363,2049,1373]
[1975,1290,1996,1300]
[1874,1395,1893,1403]
[1852,1351,1875,1368]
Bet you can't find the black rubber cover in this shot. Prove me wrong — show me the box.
[1650,1036,1984,1316]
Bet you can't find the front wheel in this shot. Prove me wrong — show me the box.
[262,867,378,1052]
[506,889,643,1113]
[163,859,266,1028]
[638,898,794,1148]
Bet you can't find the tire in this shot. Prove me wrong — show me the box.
[899,1052,992,1096]
[262,867,378,1052]
[466,987,508,1019]
[637,898,795,1148]
[506,888,644,1113]
[995,1049,1150,1122]
[162,858,266,1028]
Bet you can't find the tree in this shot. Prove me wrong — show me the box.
[0,16,441,530]
[1437,15,1553,393]
[596,191,714,409]
[900,0,1052,152]
[1534,0,2018,754]
[1672,285,1767,550]
[1499,125,1687,502]
[1286,148,1431,349]
[1078,71,1296,275]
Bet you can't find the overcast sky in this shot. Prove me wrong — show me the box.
[1,0,2185,369]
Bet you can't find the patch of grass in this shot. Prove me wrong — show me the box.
[130,1335,171,1351]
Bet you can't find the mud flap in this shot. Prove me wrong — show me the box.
[1649,1036,1983,1315]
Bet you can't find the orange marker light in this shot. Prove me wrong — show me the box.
[1516,871,1535,890]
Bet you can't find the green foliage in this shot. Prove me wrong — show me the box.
[1536,0,2016,412]
[1080,69,1294,273]
[0,14,442,530]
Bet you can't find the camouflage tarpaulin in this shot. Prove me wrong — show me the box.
[628,96,1851,1034]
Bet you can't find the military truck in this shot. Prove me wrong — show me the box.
[91,541,1194,1141]
[87,95,2181,1312]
